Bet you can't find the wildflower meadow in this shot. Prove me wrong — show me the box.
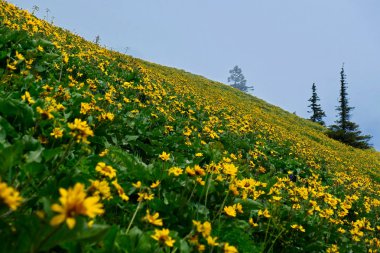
[1,1,380,252]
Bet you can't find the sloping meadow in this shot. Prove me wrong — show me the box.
[1,1,380,252]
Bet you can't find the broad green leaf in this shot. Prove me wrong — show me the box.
[24,147,44,163]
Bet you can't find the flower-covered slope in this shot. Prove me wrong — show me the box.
[1,1,380,252]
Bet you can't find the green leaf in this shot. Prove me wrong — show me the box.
[24,146,44,163]
[40,218,110,251]
[21,162,46,178]
[38,38,55,47]
[21,135,40,151]
[179,239,191,253]
[235,198,264,211]
[116,226,142,252]
[122,135,139,145]
[34,64,46,72]
[0,97,35,130]
[0,142,23,174]
[135,233,154,253]
[100,226,119,253]
[42,147,63,162]
[193,203,209,216]
[0,116,18,139]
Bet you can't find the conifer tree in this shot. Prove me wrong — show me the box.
[328,65,372,149]
[227,66,253,92]
[308,83,326,125]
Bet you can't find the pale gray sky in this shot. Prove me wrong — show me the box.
[7,0,380,150]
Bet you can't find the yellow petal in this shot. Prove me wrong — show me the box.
[51,203,64,213]
[66,217,76,229]
[50,214,65,226]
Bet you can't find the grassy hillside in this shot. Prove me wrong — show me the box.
[1,1,380,252]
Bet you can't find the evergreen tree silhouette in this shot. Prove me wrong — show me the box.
[328,64,372,149]
[308,83,326,125]
[227,66,253,92]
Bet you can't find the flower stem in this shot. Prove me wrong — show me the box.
[126,201,142,234]
[213,188,230,223]
[204,172,214,207]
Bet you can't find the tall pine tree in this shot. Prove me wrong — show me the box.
[328,65,372,149]
[308,83,326,125]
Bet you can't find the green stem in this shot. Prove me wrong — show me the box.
[54,138,74,171]
[263,218,272,252]
[204,172,213,208]
[0,209,12,218]
[187,181,197,204]
[213,189,230,223]
[267,227,285,253]
[126,202,142,234]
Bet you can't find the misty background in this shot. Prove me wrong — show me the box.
[7,0,380,150]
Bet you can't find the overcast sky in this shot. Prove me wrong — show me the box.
[7,0,380,150]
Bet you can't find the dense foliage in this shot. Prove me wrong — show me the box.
[1,2,380,252]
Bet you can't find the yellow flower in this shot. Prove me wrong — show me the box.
[37,106,54,119]
[224,243,238,253]
[95,162,116,179]
[42,84,53,91]
[7,63,17,71]
[195,153,203,157]
[234,203,243,214]
[15,51,24,61]
[37,45,44,52]
[186,167,196,176]
[0,180,23,210]
[224,206,236,217]
[151,228,175,247]
[193,220,212,237]
[194,165,206,176]
[62,52,69,64]
[258,209,271,218]
[21,91,35,105]
[50,128,64,139]
[206,236,219,246]
[36,210,45,219]
[258,166,266,174]
[150,180,160,189]
[168,167,183,176]
[98,112,115,121]
[223,163,238,177]
[99,149,109,157]
[80,102,92,115]
[337,227,346,233]
[291,224,305,232]
[67,118,94,144]
[326,244,339,253]
[196,177,205,186]
[50,183,104,229]
[249,218,258,227]
[89,180,112,200]
[112,180,129,201]
[137,192,154,202]
[132,181,142,188]
[143,209,163,226]
[159,151,170,161]
[202,221,212,237]
[183,127,192,136]
[198,244,206,251]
